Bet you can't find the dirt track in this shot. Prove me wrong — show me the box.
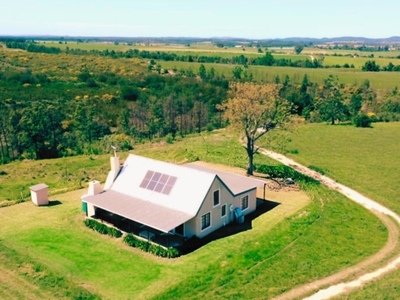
[257,148,400,300]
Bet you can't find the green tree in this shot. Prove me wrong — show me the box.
[315,75,348,124]
[294,44,304,54]
[218,82,290,175]
[198,64,207,80]
[232,66,243,80]
[362,61,380,72]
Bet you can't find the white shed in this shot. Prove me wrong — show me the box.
[30,183,49,206]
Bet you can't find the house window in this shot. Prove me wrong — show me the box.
[201,212,211,230]
[213,190,220,206]
[241,195,249,210]
[221,204,226,218]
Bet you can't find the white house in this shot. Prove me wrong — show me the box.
[82,154,265,244]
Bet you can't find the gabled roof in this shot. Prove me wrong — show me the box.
[83,154,265,232]
[109,154,216,216]
[184,163,265,195]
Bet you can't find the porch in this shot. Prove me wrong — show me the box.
[94,207,185,248]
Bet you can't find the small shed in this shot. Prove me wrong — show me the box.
[30,183,49,206]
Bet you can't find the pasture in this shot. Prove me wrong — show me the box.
[160,61,400,90]
[0,130,387,299]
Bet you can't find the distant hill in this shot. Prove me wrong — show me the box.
[1,35,400,45]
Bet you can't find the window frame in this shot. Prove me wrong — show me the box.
[201,212,211,231]
[221,204,227,218]
[241,195,249,211]
[213,189,220,207]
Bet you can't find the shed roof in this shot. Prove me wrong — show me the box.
[30,183,48,192]
[184,163,265,195]
[83,190,192,233]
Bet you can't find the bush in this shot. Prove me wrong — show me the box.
[84,219,122,238]
[353,113,373,128]
[308,165,325,175]
[123,234,180,258]
[255,164,319,184]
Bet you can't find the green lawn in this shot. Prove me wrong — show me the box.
[262,122,400,299]
[277,122,400,214]
[0,130,388,299]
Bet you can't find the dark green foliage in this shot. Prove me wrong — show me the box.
[84,219,122,238]
[362,60,380,72]
[0,170,7,175]
[353,113,373,127]
[255,164,319,184]
[308,165,325,175]
[123,234,180,258]
[294,44,304,54]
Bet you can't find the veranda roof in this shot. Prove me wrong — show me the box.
[82,190,193,233]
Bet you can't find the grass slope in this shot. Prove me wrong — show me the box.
[280,122,400,214]
[0,131,388,299]
[265,122,400,299]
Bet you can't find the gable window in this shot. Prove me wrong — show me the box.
[241,195,249,210]
[221,204,227,218]
[201,212,211,230]
[213,190,220,206]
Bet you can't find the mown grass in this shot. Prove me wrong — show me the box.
[277,122,400,214]
[263,122,400,299]
[0,130,388,299]
[0,155,111,202]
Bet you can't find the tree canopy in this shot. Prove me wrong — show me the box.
[219,82,290,175]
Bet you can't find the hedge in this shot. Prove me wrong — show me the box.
[123,234,180,258]
[84,219,122,238]
[254,164,319,184]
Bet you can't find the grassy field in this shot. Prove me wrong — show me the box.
[160,61,400,90]
[0,130,387,299]
[323,55,400,69]
[261,122,400,299]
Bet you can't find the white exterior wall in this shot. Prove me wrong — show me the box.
[87,203,96,217]
[194,178,235,239]
[233,189,257,216]
[190,178,258,239]
[31,189,48,206]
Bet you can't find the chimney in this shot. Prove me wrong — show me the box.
[110,156,119,172]
[104,156,121,190]
[88,180,102,196]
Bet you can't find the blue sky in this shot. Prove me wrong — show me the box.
[1,0,398,38]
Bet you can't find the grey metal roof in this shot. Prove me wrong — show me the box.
[30,183,48,192]
[184,163,265,196]
[82,190,193,233]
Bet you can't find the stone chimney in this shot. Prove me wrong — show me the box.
[104,156,120,190]
[87,180,102,196]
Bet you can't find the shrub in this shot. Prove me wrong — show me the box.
[353,113,373,128]
[0,170,8,176]
[123,234,180,258]
[255,164,319,185]
[84,219,122,238]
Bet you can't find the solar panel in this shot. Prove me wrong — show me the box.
[139,170,177,195]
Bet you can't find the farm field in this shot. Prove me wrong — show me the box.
[0,130,387,299]
[160,61,400,89]
[38,41,309,61]
[323,55,400,69]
